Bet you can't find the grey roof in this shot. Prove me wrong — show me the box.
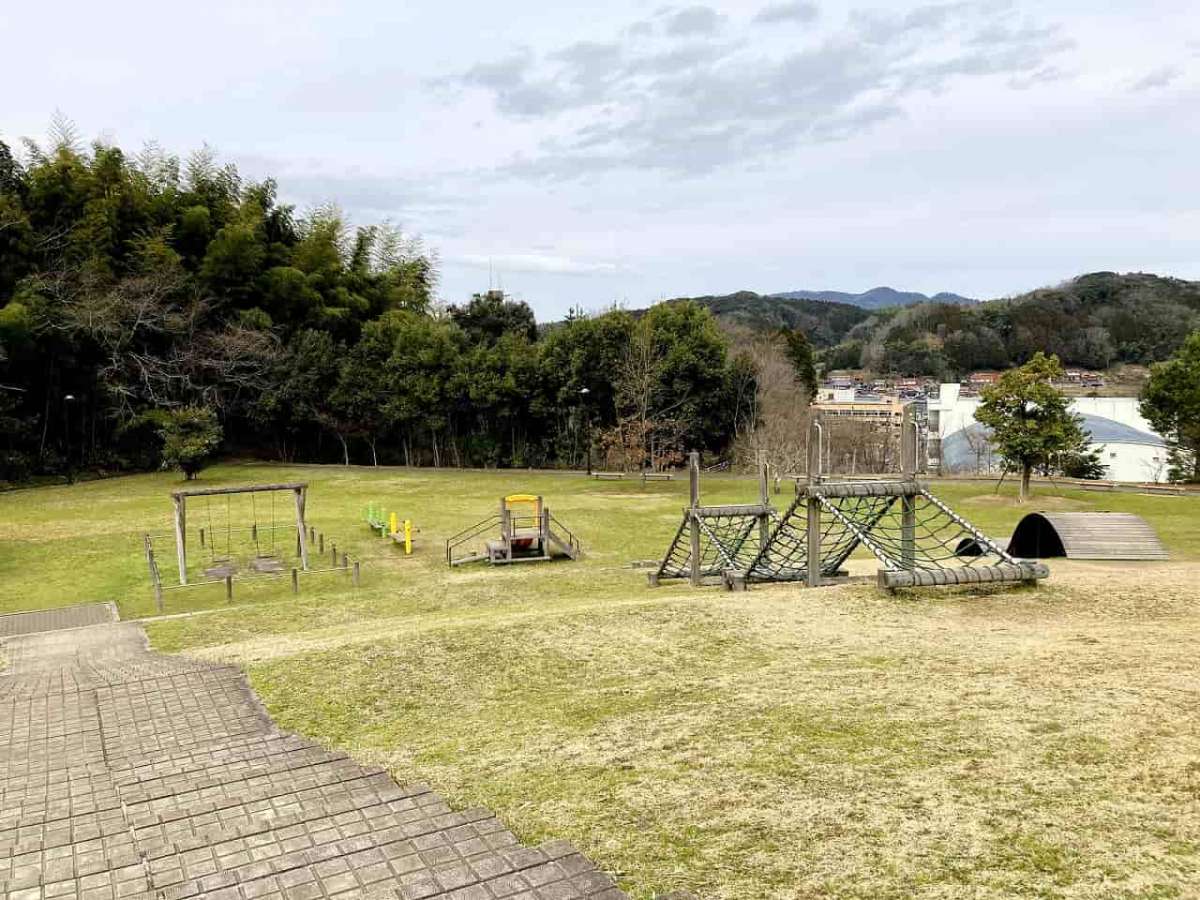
[940,413,1163,471]
[1076,413,1164,447]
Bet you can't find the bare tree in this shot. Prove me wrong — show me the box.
[602,318,680,471]
[730,330,810,480]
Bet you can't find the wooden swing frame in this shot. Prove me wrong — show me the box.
[170,482,310,585]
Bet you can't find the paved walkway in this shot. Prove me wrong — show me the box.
[0,605,627,900]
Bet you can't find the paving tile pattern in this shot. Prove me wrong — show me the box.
[1,612,627,899]
[0,605,116,639]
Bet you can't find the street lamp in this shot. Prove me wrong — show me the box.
[63,394,77,484]
[578,387,592,475]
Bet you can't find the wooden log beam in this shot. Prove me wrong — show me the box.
[692,504,772,517]
[879,562,1049,589]
[801,480,923,499]
[171,482,309,499]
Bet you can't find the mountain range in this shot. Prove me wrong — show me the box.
[677,272,1200,373]
[771,286,976,310]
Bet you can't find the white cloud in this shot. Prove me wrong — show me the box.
[1129,65,1182,91]
[454,1,1077,176]
[4,0,1197,318]
[457,253,623,275]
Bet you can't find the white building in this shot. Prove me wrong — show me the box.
[929,383,1169,483]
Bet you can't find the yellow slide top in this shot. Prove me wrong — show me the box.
[504,494,541,514]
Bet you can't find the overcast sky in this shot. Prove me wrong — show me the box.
[3,1,1198,318]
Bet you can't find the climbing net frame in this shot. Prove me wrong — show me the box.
[650,408,1050,592]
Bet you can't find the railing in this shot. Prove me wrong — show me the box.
[548,513,582,555]
[445,515,501,564]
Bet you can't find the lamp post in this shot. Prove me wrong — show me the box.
[578,387,592,475]
[63,394,77,485]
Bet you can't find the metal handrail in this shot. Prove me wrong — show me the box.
[445,515,502,563]
[548,513,582,554]
[445,515,501,545]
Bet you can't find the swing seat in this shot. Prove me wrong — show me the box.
[205,561,238,578]
[250,556,284,574]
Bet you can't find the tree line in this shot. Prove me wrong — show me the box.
[0,124,785,481]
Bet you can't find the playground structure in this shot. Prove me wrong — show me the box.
[446,494,582,566]
[143,482,361,612]
[364,502,415,555]
[651,407,1050,591]
[649,464,778,585]
[1007,511,1169,560]
[169,482,309,583]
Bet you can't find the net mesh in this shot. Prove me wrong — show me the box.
[656,509,772,580]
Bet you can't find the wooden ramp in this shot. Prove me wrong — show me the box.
[1007,512,1169,560]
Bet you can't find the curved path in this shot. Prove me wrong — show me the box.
[0,604,627,900]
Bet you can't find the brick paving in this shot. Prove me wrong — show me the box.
[0,612,627,899]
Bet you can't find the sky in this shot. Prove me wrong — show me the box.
[2,0,1198,319]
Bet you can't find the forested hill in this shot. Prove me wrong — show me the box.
[668,272,1200,377]
[671,291,871,347]
[819,272,1200,376]
[771,286,976,310]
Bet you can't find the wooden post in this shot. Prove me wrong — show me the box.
[688,450,701,586]
[900,404,917,570]
[199,527,205,549]
[150,555,164,614]
[807,417,823,486]
[758,461,771,552]
[501,498,512,562]
[806,493,822,588]
[251,523,258,542]
[331,543,337,567]
[225,575,233,601]
[172,494,188,585]
[352,561,360,586]
[291,567,299,594]
[318,532,325,554]
[806,419,823,588]
[294,487,310,571]
[340,551,348,569]
[901,404,918,478]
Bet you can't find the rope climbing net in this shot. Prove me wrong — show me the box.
[744,491,895,583]
[656,507,776,581]
[653,482,1047,590]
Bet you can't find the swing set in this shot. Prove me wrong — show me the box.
[170,482,310,585]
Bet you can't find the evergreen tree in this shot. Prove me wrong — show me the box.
[1140,330,1200,482]
[976,352,1089,502]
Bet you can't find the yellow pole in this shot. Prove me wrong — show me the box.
[389,511,398,536]
[404,519,413,555]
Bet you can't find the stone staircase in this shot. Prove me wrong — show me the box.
[0,606,627,899]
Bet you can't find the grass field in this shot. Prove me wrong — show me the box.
[2,463,1199,898]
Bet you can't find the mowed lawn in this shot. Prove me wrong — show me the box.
[2,463,1199,898]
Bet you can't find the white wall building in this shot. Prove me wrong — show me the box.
[930,384,1169,483]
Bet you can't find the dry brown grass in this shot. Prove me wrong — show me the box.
[160,562,1200,899]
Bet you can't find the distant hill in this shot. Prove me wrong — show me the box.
[772,286,976,310]
[663,273,1200,376]
[818,271,1200,377]
[672,291,871,347]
